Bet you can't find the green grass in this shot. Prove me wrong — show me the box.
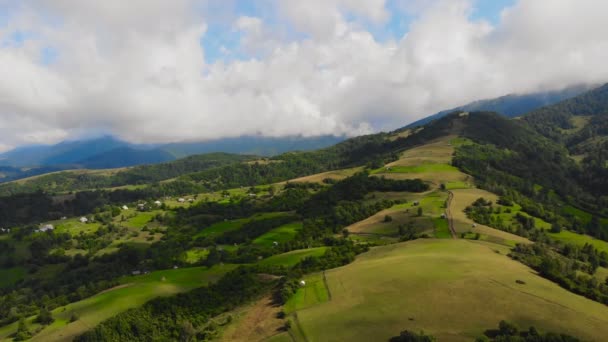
[253,222,302,247]
[51,218,102,235]
[193,212,291,239]
[284,273,330,314]
[183,248,210,263]
[0,267,26,288]
[371,164,459,175]
[2,264,237,342]
[449,137,473,147]
[444,181,470,190]
[122,211,161,229]
[292,239,608,342]
[547,230,608,254]
[433,218,451,238]
[259,247,329,267]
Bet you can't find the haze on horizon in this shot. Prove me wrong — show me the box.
[0,0,607,152]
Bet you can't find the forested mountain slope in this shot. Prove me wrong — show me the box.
[406,84,591,128]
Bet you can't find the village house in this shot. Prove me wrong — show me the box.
[80,217,89,223]
[122,205,129,210]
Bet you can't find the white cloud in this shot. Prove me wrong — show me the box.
[0,0,607,152]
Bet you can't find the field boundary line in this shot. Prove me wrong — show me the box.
[290,312,310,342]
[322,271,332,301]
[487,278,608,325]
[445,190,457,238]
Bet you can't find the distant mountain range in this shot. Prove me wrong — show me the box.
[405,84,594,128]
[0,135,346,182]
[0,83,599,183]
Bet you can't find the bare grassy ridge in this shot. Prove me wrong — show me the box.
[294,239,608,342]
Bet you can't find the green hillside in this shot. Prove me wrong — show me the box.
[292,239,608,342]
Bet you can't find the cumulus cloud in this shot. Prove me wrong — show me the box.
[0,0,607,151]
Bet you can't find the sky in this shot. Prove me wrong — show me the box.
[0,0,607,152]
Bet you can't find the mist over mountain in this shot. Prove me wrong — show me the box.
[405,84,594,128]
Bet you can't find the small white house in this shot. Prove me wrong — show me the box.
[173,265,179,269]
[132,270,141,276]
[80,217,89,224]
[122,205,129,210]
[40,224,54,232]
[188,198,194,203]
[178,198,185,203]
[299,280,306,286]
[154,200,162,206]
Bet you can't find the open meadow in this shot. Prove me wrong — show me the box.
[291,239,608,342]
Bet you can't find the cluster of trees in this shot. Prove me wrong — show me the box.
[478,320,580,341]
[277,239,368,304]
[389,330,436,342]
[0,153,254,196]
[75,267,273,341]
[510,243,608,305]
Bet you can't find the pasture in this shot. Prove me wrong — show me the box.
[292,239,608,342]
[284,167,363,184]
[284,273,330,314]
[193,212,292,239]
[0,264,236,342]
[547,230,608,254]
[259,247,328,267]
[253,222,302,247]
[449,188,529,246]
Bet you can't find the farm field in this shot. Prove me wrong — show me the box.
[284,273,330,314]
[547,230,608,254]
[0,264,236,342]
[258,247,329,267]
[346,203,435,237]
[292,239,608,342]
[449,188,529,246]
[253,222,302,247]
[193,212,292,239]
[284,167,363,184]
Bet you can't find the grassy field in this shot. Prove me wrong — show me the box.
[547,230,608,254]
[433,218,451,238]
[183,247,210,263]
[292,239,608,342]
[0,264,236,342]
[284,273,330,314]
[193,212,291,239]
[449,188,530,246]
[48,218,102,235]
[0,267,26,288]
[259,247,329,267]
[389,137,456,166]
[372,163,459,174]
[253,222,302,247]
[284,167,363,184]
